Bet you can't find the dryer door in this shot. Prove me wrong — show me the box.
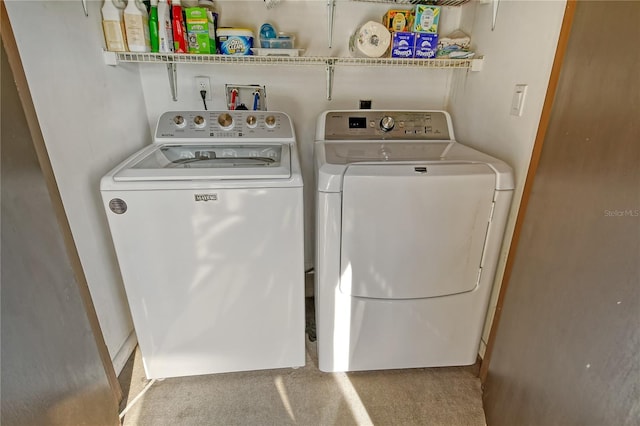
[340,163,495,299]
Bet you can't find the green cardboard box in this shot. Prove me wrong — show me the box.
[185,8,210,54]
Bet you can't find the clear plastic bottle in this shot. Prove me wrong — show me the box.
[101,0,128,52]
[124,0,151,52]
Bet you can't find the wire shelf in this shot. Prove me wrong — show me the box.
[334,57,473,68]
[351,0,471,6]
[113,52,474,69]
[116,52,326,65]
[105,51,482,101]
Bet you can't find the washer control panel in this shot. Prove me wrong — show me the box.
[155,111,293,140]
[324,111,451,140]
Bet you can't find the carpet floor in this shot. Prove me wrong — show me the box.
[118,299,486,426]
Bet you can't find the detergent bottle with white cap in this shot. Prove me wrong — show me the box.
[101,0,128,52]
[124,0,151,52]
[148,0,160,52]
[157,0,174,52]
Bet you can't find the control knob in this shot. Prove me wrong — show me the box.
[380,116,395,132]
[246,115,257,128]
[173,115,186,128]
[217,113,234,130]
[265,115,277,129]
[194,115,206,128]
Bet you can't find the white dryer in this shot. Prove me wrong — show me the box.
[101,111,305,379]
[314,110,514,372]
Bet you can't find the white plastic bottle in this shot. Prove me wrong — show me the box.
[157,0,174,52]
[124,0,151,52]
[101,0,127,52]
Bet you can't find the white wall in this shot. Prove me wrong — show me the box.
[5,0,149,372]
[5,0,568,371]
[140,1,463,266]
[447,0,567,354]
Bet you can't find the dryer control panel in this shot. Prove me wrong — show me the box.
[155,111,294,141]
[323,111,452,141]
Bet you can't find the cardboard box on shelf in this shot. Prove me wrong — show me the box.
[391,32,415,58]
[414,33,439,59]
[185,8,211,54]
[383,9,413,32]
[412,5,441,34]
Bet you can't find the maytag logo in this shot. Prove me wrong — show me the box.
[194,194,218,202]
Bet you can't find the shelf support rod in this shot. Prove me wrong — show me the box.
[167,63,178,101]
[327,0,336,48]
[325,59,335,101]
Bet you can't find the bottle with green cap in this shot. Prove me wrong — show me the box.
[149,0,159,52]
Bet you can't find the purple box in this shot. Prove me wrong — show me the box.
[414,33,439,59]
[391,32,415,59]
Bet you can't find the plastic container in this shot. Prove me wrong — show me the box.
[148,0,159,52]
[157,0,174,52]
[171,0,187,53]
[101,0,128,52]
[217,28,253,55]
[259,23,277,40]
[124,0,151,52]
[260,33,295,49]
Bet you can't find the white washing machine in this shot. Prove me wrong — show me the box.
[314,110,514,372]
[101,111,305,379]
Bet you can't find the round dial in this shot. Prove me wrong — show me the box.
[246,115,257,128]
[193,115,206,128]
[380,116,395,132]
[264,115,277,129]
[173,115,186,128]
[217,113,234,130]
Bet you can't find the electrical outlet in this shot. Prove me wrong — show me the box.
[195,76,212,101]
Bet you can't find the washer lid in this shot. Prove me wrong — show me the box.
[113,143,291,181]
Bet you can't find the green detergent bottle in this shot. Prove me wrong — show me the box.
[149,0,160,52]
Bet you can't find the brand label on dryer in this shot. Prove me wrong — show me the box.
[194,193,218,202]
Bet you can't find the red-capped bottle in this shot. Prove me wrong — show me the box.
[171,0,187,52]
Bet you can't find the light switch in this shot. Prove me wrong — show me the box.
[511,84,528,116]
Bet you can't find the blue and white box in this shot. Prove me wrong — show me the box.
[414,33,439,59]
[412,5,441,34]
[391,32,415,58]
